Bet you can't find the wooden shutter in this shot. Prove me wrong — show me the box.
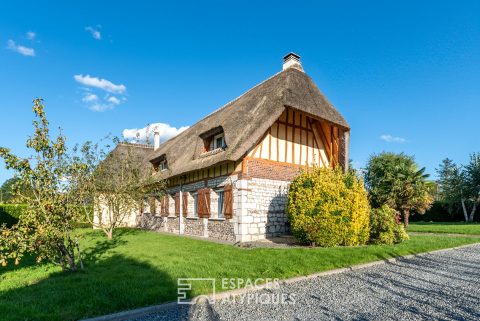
[223,184,233,219]
[198,188,211,218]
[175,192,180,216]
[160,196,169,216]
[197,189,204,217]
[164,196,169,216]
[182,192,188,217]
[149,197,156,215]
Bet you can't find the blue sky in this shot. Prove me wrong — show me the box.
[1,1,479,184]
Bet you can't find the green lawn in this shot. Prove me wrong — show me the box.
[408,222,480,235]
[0,229,479,321]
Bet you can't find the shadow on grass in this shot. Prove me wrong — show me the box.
[0,229,186,321]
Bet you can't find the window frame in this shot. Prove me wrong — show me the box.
[192,192,198,218]
[217,190,225,219]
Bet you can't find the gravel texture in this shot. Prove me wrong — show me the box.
[130,244,480,321]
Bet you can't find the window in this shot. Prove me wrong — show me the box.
[152,155,168,172]
[201,127,226,153]
[193,193,198,218]
[217,190,224,219]
[159,159,168,171]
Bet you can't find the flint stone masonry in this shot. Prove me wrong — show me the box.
[130,174,291,243]
[136,213,165,231]
[184,218,204,236]
[208,219,236,243]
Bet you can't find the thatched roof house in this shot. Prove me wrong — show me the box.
[101,53,351,243]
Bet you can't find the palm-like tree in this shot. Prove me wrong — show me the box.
[365,152,433,227]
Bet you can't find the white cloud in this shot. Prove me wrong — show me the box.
[380,134,406,143]
[106,96,121,105]
[85,26,101,40]
[6,39,35,56]
[89,103,115,112]
[74,74,126,94]
[82,93,98,103]
[123,123,189,143]
[26,31,36,40]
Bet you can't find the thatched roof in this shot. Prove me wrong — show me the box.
[148,66,349,180]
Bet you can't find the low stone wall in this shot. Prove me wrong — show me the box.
[208,219,236,243]
[166,217,180,233]
[136,213,165,231]
[184,218,204,237]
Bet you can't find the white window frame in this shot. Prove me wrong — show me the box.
[217,190,224,219]
[213,133,225,150]
[192,192,198,218]
[159,159,168,171]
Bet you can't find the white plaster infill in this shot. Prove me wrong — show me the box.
[80,242,480,321]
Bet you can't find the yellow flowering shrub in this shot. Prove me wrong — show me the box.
[286,167,370,247]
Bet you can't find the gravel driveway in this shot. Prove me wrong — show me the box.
[131,244,480,321]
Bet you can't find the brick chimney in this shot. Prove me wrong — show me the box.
[153,130,160,150]
[282,52,303,71]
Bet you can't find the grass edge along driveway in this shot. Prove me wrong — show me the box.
[1,228,479,321]
[408,222,480,235]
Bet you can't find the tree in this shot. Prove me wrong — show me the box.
[436,155,480,222]
[70,139,164,239]
[0,177,31,203]
[0,99,83,271]
[436,158,466,220]
[365,152,433,227]
[462,154,480,222]
[0,177,19,203]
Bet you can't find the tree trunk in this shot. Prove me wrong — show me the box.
[107,229,113,239]
[469,202,477,223]
[403,210,410,228]
[57,243,77,271]
[461,199,469,222]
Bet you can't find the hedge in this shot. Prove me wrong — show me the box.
[0,204,93,228]
[0,204,27,227]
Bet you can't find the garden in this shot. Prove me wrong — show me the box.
[0,100,479,321]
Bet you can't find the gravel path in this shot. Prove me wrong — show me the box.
[130,244,480,321]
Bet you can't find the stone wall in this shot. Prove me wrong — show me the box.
[184,218,204,237]
[166,217,180,233]
[136,213,165,231]
[235,177,290,242]
[208,219,236,242]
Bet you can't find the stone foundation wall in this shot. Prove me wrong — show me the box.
[166,217,180,233]
[184,218,204,237]
[207,219,236,242]
[136,213,165,231]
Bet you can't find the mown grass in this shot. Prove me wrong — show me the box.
[408,222,480,235]
[0,228,479,321]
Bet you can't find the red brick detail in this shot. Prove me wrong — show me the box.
[246,158,302,181]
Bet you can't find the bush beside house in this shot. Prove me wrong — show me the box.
[286,167,370,247]
[370,205,409,245]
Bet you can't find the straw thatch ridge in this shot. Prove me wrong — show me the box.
[147,67,349,180]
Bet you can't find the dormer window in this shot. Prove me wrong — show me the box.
[151,154,168,172]
[158,159,168,171]
[200,126,227,153]
[211,133,226,151]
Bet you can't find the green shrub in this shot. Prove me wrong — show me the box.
[286,167,370,247]
[370,205,409,245]
[0,204,27,227]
